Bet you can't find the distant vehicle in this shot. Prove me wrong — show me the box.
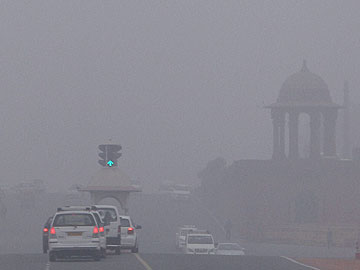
[176,225,197,249]
[119,215,142,253]
[94,205,121,254]
[191,229,211,234]
[215,243,245,256]
[171,184,191,200]
[159,183,192,200]
[42,216,53,253]
[48,210,102,261]
[185,233,215,255]
[56,206,107,258]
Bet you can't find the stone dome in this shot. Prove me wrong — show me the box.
[276,61,333,105]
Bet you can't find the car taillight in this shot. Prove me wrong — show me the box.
[49,227,57,239]
[93,226,99,237]
[128,227,134,234]
[43,228,49,233]
[99,227,104,233]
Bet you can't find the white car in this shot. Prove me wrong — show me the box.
[159,183,191,200]
[176,225,197,249]
[94,205,122,254]
[185,233,215,255]
[215,243,245,255]
[119,215,141,253]
[170,184,191,200]
[56,206,107,258]
[48,210,102,261]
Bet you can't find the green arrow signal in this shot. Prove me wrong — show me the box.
[107,160,114,167]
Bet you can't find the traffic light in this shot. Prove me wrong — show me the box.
[106,144,121,167]
[98,144,122,167]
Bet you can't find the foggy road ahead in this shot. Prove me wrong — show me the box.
[0,253,317,270]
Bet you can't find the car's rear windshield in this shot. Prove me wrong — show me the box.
[97,208,117,222]
[92,212,103,226]
[120,218,130,227]
[218,244,242,250]
[53,213,95,227]
[187,235,213,244]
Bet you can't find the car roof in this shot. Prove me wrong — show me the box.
[93,205,117,209]
[187,233,213,237]
[57,206,92,211]
[55,210,95,215]
[180,225,196,229]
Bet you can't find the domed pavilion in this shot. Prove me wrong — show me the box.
[267,61,342,159]
[81,167,141,214]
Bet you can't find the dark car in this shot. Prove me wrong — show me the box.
[42,216,53,253]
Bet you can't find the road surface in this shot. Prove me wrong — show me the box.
[0,253,317,270]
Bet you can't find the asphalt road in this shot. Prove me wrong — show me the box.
[0,253,317,270]
[0,192,353,258]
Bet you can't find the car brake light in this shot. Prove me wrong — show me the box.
[99,227,104,233]
[92,226,99,238]
[49,227,57,239]
[43,228,49,233]
[128,227,134,234]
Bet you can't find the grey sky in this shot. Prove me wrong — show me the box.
[0,1,359,190]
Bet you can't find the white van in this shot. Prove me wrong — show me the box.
[56,206,107,258]
[48,210,102,261]
[185,233,215,255]
[94,205,121,254]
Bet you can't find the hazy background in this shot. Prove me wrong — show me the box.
[0,0,359,191]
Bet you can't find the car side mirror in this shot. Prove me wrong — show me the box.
[135,225,142,229]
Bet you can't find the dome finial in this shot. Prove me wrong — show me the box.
[301,59,308,72]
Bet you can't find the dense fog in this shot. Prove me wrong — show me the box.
[0,1,359,191]
[1,3,360,270]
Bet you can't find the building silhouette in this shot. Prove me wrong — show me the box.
[200,62,360,243]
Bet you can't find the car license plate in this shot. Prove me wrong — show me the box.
[67,232,82,236]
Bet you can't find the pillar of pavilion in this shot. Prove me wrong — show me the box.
[267,61,342,160]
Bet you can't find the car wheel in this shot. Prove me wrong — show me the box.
[49,252,56,262]
[94,256,101,261]
[94,251,101,261]
[115,247,121,255]
[101,248,107,258]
